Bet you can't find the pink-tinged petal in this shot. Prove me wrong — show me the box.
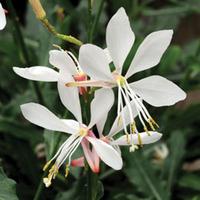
[88,88,114,129]
[71,157,85,167]
[49,50,77,75]
[106,7,135,73]
[126,30,173,78]
[79,44,113,81]
[111,131,162,146]
[58,70,82,123]
[20,103,76,134]
[13,66,59,82]
[74,72,88,95]
[81,138,100,173]
[86,137,123,170]
[0,3,6,30]
[130,75,186,107]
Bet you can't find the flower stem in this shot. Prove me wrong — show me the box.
[29,0,83,46]
[7,0,45,105]
[87,167,98,200]
[89,0,104,43]
[40,18,83,46]
[33,171,48,200]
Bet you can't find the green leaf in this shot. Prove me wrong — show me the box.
[179,174,200,192]
[124,150,167,200]
[164,131,186,194]
[0,167,19,200]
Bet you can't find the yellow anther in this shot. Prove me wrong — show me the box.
[144,126,150,136]
[148,119,156,131]
[79,128,88,137]
[65,164,69,178]
[117,115,122,126]
[43,164,58,187]
[130,122,136,134]
[150,117,159,128]
[137,133,143,147]
[43,160,52,171]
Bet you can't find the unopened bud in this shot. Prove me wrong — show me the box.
[29,0,46,19]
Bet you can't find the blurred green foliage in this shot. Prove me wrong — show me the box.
[0,0,200,199]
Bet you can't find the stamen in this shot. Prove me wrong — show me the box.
[43,160,52,171]
[147,119,156,131]
[144,126,151,136]
[65,163,69,178]
[150,117,159,128]
[137,133,143,147]
[130,122,136,134]
[117,115,122,126]
[43,164,58,187]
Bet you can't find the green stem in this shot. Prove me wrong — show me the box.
[87,0,93,42]
[7,0,45,105]
[89,0,104,43]
[40,18,83,46]
[87,168,98,200]
[33,171,47,200]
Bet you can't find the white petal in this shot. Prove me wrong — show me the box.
[79,44,113,81]
[61,119,80,133]
[108,101,138,137]
[96,113,108,136]
[49,50,77,75]
[111,131,162,146]
[0,3,6,30]
[13,67,59,82]
[58,70,82,123]
[86,137,123,170]
[103,48,112,63]
[130,75,186,107]
[20,103,75,134]
[106,7,135,73]
[126,30,173,78]
[88,88,114,129]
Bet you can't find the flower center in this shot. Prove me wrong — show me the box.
[79,127,89,137]
[113,73,159,146]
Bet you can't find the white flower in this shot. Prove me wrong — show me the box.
[0,3,6,30]
[20,88,122,187]
[66,7,186,137]
[96,100,162,152]
[13,49,87,94]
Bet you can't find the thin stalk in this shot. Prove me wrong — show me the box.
[87,168,98,200]
[89,0,104,43]
[40,18,83,46]
[7,0,45,105]
[33,171,48,200]
[87,0,93,42]
[29,0,82,46]
[85,2,100,199]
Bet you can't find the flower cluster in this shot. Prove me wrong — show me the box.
[14,7,186,187]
